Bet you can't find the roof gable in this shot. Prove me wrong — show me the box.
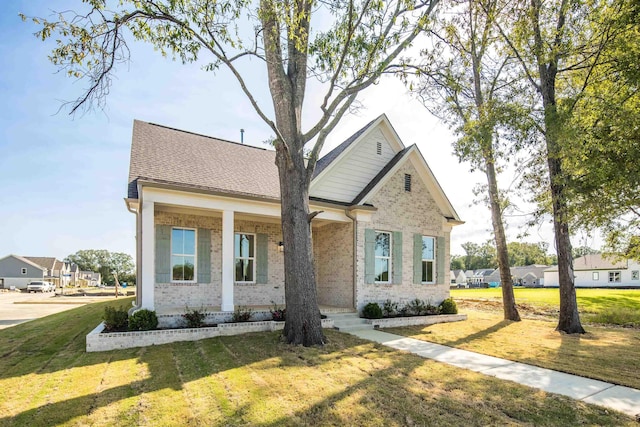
[309,115,405,203]
[0,255,46,271]
[353,145,461,222]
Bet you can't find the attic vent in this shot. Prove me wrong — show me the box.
[376,141,382,155]
[404,174,412,192]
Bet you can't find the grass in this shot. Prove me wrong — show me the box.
[0,298,634,426]
[388,302,640,389]
[451,287,640,326]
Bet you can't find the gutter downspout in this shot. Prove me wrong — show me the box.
[345,209,357,311]
[124,188,143,315]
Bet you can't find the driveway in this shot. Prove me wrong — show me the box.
[0,290,122,330]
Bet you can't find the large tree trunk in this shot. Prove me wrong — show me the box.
[531,0,584,334]
[485,152,521,321]
[540,77,585,334]
[275,143,325,346]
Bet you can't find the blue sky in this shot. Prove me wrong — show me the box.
[0,1,575,262]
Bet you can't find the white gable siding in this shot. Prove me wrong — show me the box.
[311,128,397,203]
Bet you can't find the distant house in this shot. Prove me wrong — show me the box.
[469,269,494,287]
[79,271,102,287]
[511,265,548,287]
[451,269,467,285]
[0,255,47,289]
[544,254,640,288]
[478,265,549,288]
[23,257,62,287]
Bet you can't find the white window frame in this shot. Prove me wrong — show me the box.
[235,232,256,283]
[608,271,621,283]
[171,227,197,283]
[374,231,392,284]
[632,270,639,281]
[421,236,435,284]
[21,268,27,275]
[592,272,599,281]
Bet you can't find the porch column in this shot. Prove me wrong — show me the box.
[221,209,235,311]
[140,199,155,310]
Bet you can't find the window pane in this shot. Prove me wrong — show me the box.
[183,257,195,281]
[422,261,433,282]
[235,259,254,282]
[375,258,389,282]
[172,255,184,281]
[422,237,434,260]
[172,229,184,254]
[172,256,195,281]
[375,233,390,257]
[183,229,195,255]
[236,234,254,258]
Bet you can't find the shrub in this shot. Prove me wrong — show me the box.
[270,302,286,321]
[128,309,158,331]
[103,306,128,332]
[408,298,427,316]
[382,299,398,317]
[182,306,207,328]
[362,302,383,319]
[439,297,458,314]
[231,306,253,322]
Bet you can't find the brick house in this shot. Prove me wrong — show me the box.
[125,114,462,322]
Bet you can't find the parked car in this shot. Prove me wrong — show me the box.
[26,281,54,293]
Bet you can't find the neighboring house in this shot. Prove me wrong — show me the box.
[53,260,71,288]
[125,114,463,320]
[0,255,47,289]
[463,270,475,284]
[23,257,61,287]
[511,265,548,287]
[69,264,80,286]
[544,254,640,288]
[451,269,468,286]
[469,269,494,286]
[481,265,548,288]
[79,271,102,287]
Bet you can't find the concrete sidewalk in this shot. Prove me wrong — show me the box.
[349,329,640,419]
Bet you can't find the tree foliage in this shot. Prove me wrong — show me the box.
[65,249,135,285]
[27,0,442,346]
[562,0,640,260]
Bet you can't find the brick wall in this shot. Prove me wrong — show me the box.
[153,211,285,314]
[313,222,354,308]
[355,161,451,312]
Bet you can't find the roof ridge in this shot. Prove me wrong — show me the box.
[138,120,272,152]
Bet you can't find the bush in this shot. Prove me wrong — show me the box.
[128,309,158,331]
[231,306,253,322]
[382,299,398,317]
[103,306,128,332]
[439,297,458,314]
[182,306,207,328]
[362,302,383,319]
[408,298,427,316]
[270,302,286,321]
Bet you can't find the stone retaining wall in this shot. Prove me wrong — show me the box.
[366,314,467,328]
[86,318,335,352]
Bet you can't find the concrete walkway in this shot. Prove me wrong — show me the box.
[349,329,640,419]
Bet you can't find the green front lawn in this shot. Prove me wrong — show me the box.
[451,287,640,326]
[0,299,633,426]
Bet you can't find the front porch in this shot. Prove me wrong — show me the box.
[134,186,358,316]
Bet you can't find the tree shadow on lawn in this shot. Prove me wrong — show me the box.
[2,332,630,427]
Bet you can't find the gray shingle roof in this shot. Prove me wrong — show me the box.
[128,121,280,200]
[23,257,57,271]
